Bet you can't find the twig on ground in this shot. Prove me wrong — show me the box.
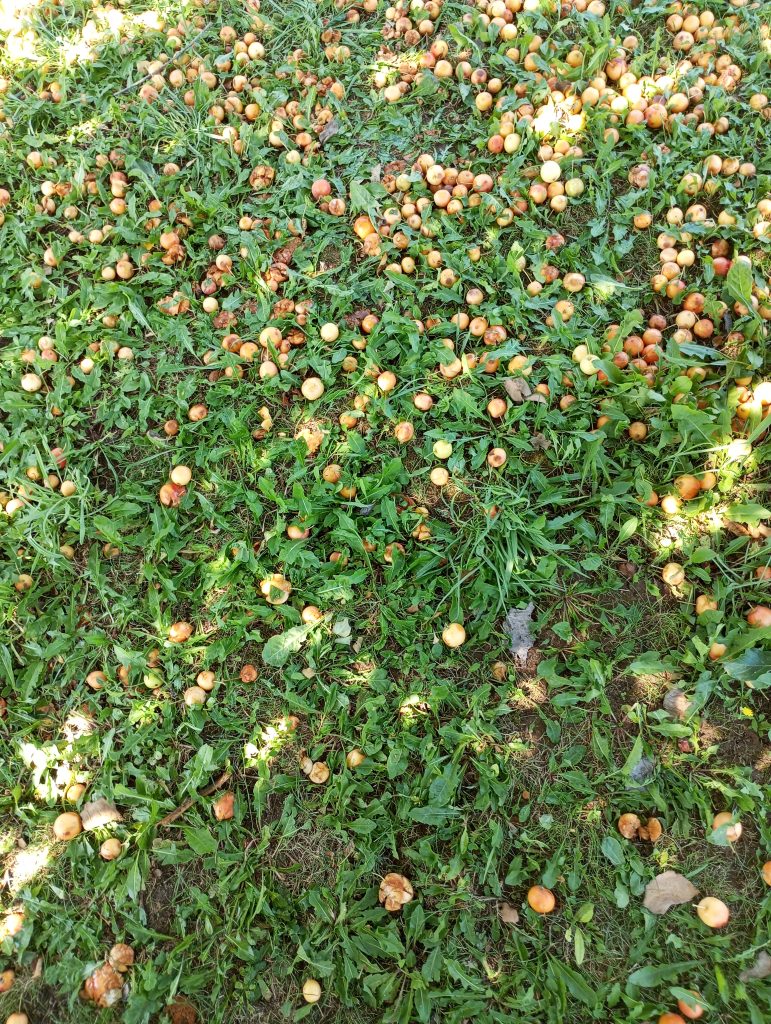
[157,770,232,826]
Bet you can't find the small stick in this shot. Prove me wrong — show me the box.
[157,770,231,826]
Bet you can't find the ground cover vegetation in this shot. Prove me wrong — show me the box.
[0,0,770,1020]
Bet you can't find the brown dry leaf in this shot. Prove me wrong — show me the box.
[643,871,698,914]
[529,433,551,451]
[81,799,122,831]
[498,902,520,924]
[739,951,771,982]
[723,520,749,537]
[503,378,531,403]
[663,687,693,720]
[319,118,341,143]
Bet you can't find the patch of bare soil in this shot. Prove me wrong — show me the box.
[142,865,178,937]
[701,716,769,778]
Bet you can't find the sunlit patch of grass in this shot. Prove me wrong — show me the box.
[4,842,53,894]
[0,0,166,68]
[17,739,86,802]
[243,715,299,767]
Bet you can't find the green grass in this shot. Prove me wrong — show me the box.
[0,0,770,1021]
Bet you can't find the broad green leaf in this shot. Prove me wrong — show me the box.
[725,259,753,308]
[574,927,586,966]
[576,902,594,924]
[261,623,314,667]
[428,764,459,806]
[725,502,770,525]
[183,827,219,856]
[548,958,597,1007]
[387,746,409,778]
[601,835,625,866]
[617,517,638,543]
[408,806,461,825]
[627,962,698,988]
[722,649,771,685]
[421,946,442,984]
[628,652,678,674]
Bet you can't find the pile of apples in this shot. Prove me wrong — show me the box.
[382,0,445,46]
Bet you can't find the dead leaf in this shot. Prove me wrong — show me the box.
[643,871,698,914]
[319,118,340,143]
[629,756,656,785]
[370,163,382,183]
[663,688,692,720]
[527,392,547,404]
[529,433,551,451]
[502,603,535,665]
[503,378,531,403]
[80,799,122,831]
[724,520,749,537]
[740,951,771,982]
[498,902,520,924]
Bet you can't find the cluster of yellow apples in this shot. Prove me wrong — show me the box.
[382,0,444,46]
